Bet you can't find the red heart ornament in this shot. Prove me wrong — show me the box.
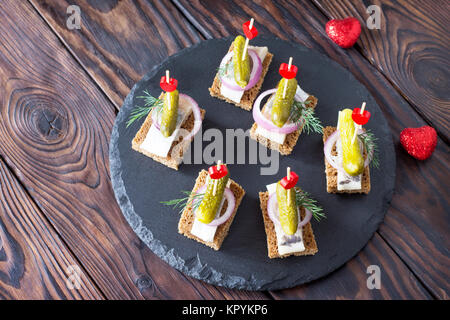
[280,171,299,189]
[208,164,228,179]
[279,63,298,79]
[400,126,437,160]
[242,20,258,40]
[352,108,371,125]
[160,76,178,92]
[325,17,361,48]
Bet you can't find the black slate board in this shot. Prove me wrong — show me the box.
[109,37,396,290]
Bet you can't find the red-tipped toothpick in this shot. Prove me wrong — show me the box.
[351,102,366,145]
[160,70,178,92]
[282,57,293,99]
[242,18,254,61]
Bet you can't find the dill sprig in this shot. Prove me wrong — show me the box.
[295,188,326,222]
[126,106,153,128]
[291,100,323,134]
[126,90,163,127]
[161,190,205,213]
[358,129,380,169]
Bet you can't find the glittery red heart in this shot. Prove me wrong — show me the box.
[208,164,228,179]
[400,126,437,160]
[279,63,298,79]
[325,17,361,48]
[352,108,371,125]
[160,76,178,92]
[242,20,258,40]
[280,171,299,189]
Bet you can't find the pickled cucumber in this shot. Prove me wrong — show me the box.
[271,78,298,127]
[338,109,364,176]
[232,35,251,89]
[196,173,230,224]
[160,90,179,137]
[276,182,298,235]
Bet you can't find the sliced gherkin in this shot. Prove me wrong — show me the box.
[232,35,251,89]
[196,173,229,224]
[160,90,179,137]
[338,109,364,176]
[276,182,298,235]
[271,78,298,127]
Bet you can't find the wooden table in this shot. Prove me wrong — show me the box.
[0,0,448,300]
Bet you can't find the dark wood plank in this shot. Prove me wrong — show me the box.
[0,160,103,299]
[312,0,450,143]
[33,0,448,298]
[0,0,266,299]
[271,233,431,299]
[31,0,202,109]
[172,0,449,299]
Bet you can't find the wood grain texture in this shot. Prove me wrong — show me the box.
[0,160,103,299]
[0,0,266,299]
[31,0,448,298]
[31,0,202,109]
[313,0,450,143]
[172,0,449,299]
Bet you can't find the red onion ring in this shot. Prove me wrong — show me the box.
[267,191,281,227]
[252,89,305,134]
[219,49,262,91]
[151,93,202,141]
[323,128,372,171]
[180,94,202,142]
[267,192,312,229]
[194,184,236,227]
[151,111,161,130]
[323,129,342,171]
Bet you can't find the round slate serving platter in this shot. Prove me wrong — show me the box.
[110,37,396,291]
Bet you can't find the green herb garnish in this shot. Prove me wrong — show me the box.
[161,190,205,213]
[291,100,323,134]
[358,129,380,169]
[295,188,325,221]
[126,90,163,127]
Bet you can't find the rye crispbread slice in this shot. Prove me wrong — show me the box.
[178,170,245,250]
[323,126,371,194]
[259,191,318,259]
[131,93,205,170]
[249,95,318,156]
[209,43,273,111]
